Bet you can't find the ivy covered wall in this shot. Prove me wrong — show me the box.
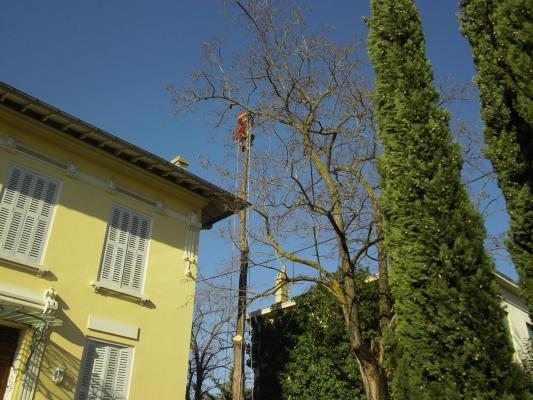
[250,281,379,400]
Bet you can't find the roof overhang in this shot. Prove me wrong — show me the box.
[0,81,247,229]
[494,270,521,296]
[248,300,296,320]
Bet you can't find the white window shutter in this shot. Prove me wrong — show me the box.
[15,174,41,257]
[77,341,106,400]
[28,178,59,260]
[76,340,133,400]
[89,345,107,400]
[17,176,59,261]
[0,165,24,251]
[103,347,120,397]
[115,347,132,399]
[0,165,59,262]
[3,167,31,254]
[100,208,130,286]
[121,214,149,290]
[99,205,151,292]
[76,341,93,399]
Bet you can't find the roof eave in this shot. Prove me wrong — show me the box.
[0,81,247,228]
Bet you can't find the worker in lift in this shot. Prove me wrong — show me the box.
[234,112,255,151]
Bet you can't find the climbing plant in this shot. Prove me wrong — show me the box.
[250,279,378,400]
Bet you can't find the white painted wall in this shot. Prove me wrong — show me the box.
[497,274,531,363]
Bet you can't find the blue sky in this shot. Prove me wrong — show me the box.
[0,1,516,305]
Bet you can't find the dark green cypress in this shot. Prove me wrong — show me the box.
[367,1,516,398]
[459,0,533,313]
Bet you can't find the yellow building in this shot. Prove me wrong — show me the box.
[0,81,243,400]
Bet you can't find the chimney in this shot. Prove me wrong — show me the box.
[274,266,290,303]
[171,155,189,169]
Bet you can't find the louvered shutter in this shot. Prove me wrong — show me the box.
[76,341,94,399]
[102,346,120,399]
[88,345,107,400]
[76,340,133,400]
[0,165,59,263]
[100,207,130,286]
[115,347,132,399]
[19,176,59,261]
[77,341,106,400]
[103,346,132,400]
[121,214,149,290]
[100,205,150,292]
[0,165,24,252]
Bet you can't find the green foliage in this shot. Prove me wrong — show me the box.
[459,0,533,313]
[251,284,379,399]
[519,340,533,378]
[367,0,518,398]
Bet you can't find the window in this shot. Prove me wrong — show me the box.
[76,339,133,400]
[0,164,59,264]
[98,205,151,293]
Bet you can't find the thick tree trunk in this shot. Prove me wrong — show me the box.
[356,354,389,400]
[342,271,389,400]
[306,122,391,400]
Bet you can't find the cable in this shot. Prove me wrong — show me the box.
[196,233,341,283]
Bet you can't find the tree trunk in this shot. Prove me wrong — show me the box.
[356,354,389,400]
[341,272,389,400]
[194,378,203,400]
[341,266,389,400]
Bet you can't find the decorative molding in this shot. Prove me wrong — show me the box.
[16,143,67,170]
[184,212,200,278]
[105,179,117,194]
[52,367,65,384]
[167,208,189,224]
[116,186,154,207]
[87,314,139,340]
[0,135,17,152]
[0,135,193,224]
[78,171,106,190]
[154,200,166,215]
[43,288,58,315]
[64,162,79,178]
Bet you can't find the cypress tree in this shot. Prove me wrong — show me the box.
[459,0,533,312]
[367,1,516,398]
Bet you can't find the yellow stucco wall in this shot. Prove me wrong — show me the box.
[0,108,203,399]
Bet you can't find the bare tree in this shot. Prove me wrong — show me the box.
[187,282,234,400]
[169,2,392,399]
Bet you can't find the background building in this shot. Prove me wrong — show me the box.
[249,272,532,399]
[496,271,533,362]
